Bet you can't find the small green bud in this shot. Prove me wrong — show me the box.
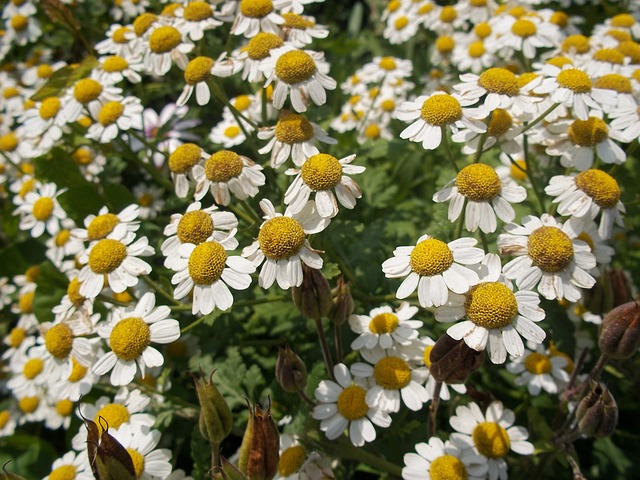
[238,400,279,480]
[428,334,484,384]
[598,300,640,359]
[292,265,333,320]
[194,370,233,446]
[575,381,618,438]
[329,276,353,326]
[276,345,307,393]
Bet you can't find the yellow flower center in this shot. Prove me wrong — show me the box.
[478,68,520,96]
[423,345,434,367]
[487,108,513,137]
[509,6,527,18]
[567,117,608,147]
[184,56,214,85]
[364,124,381,139]
[3,86,19,99]
[387,0,401,13]
[618,40,640,63]
[576,231,594,251]
[0,411,9,429]
[23,358,44,379]
[549,343,574,373]
[594,73,632,93]
[394,16,409,30]
[436,35,455,54]
[161,3,181,16]
[8,327,26,348]
[556,68,591,93]
[73,78,103,104]
[240,0,273,18]
[378,56,397,70]
[373,356,411,390]
[524,351,552,374]
[97,101,124,126]
[468,41,485,58]
[149,26,181,54]
[593,48,625,64]
[204,150,244,182]
[417,3,434,15]
[336,385,368,420]
[184,1,212,21]
[420,94,462,126]
[509,159,527,181]
[512,19,537,38]
[18,396,39,413]
[168,143,201,174]
[112,26,131,44]
[188,241,227,285]
[465,282,518,329]
[110,316,151,361]
[72,147,93,166]
[126,448,145,478]
[409,238,454,276]
[11,15,28,31]
[279,445,307,477]
[88,238,127,274]
[300,153,342,191]
[247,32,284,60]
[475,22,492,39]
[550,11,569,28]
[472,422,511,458]
[45,323,74,359]
[68,357,88,382]
[575,169,621,209]
[49,464,76,480]
[176,210,213,245]
[234,95,252,111]
[430,455,468,480]
[470,0,487,6]
[77,115,92,128]
[0,132,18,151]
[283,12,313,29]
[32,197,54,221]
[381,99,395,112]
[528,226,574,273]
[87,213,120,240]
[369,312,399,335]
[19,291,34,313]
[133,12,157,36]
[611,13,635,28]
[258,216,306,260]
[37,64,53,79]
[275,50,317,84]
[55,399,74,417]
[26,265,40,281]
[95,403,129,428]
[456,163,501,201]
[40,97,61,120]
[440,5,457,23]
[562,35,590,54]
[102,55,129,73]
[224,126,241,138]
[138,193,153,207]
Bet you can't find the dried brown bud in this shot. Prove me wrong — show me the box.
[291,265,333,320]
[85,416,136,480]
[598,300,640,359]
[428,334,484,384]
[193,370,233,446]
[238,400,280,480]
[584,269,634,315]
[329,276,354,326]
[276,345,307,393]
[575,381,618,438]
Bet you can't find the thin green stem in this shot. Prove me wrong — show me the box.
[522,134,546,215]
[473,111,492,164]
[479,230,490,253]
[441,126,459,173]
[518,103,560,137]
[314,318,335,381]
[141,275,181,306]
[455,198,467,239]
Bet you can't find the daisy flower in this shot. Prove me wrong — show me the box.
[143,24,193,76]
[493,15,561,60]
[0,276,17,311]
[16,390,48,425]
[72,204,140,243]
[435,253,547,364]
[349,303,422,351]
[0,407,18,437]
[61,77,123,124]
[177,54,240,107]
[167,143,208,198]
[173,1,223,41]
[44,451,92,480]
[382,234,485,308]
[133,183,164,220]
[77,229,154,299]
[276,433,334,480]
[563,218,614,269]
[5,11,42,46]
[402,436,488,480]
[498,214,597,302]
[545,169,624,239]
[608,102,640,142]
[7,345,50,397]
[449,401,534,480]
[258,111,336,168]
[451,39,495,74]
[238,32,286,83]
[242,199,330,290]
[85,96,143,144]
[281,12,329,47]
[209,116,251,148]
[92,292,180,386]
[351,348,429,412]
[433,162,527,234]
[452,108,521,155]
[94,54,144,85]
[71,146,107,183]
[2,315,37,361]
[50,354,101,402]
[384,13,419,45]
[312,363,391,447]
[261,45,337,113]
[506,344,570,395]
[284,153,365,218]
[231,0,287,38]
[44,394,76,431]
[170,229,256,315]
[14,182,67,238]
[108,423,173,480]
[193,150,266,205]
[395,91,487,150]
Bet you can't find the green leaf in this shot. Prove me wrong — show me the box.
[34,261,67,323]
[347,2,364,37]
[0,240,46,277]
[31,56,98,102]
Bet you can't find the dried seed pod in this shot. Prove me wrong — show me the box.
[428,334,484,384]
[276,345,307,393]
[575,381,618,438]
[598,300,640,359]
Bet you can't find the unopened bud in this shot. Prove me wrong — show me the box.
[291,265,333,320]
[575,381,618,438]
[193,370,233,446]
[598,300,640,359]
[84,416,136,479]
[276,345,307,393]
[329,276,353,326]
[0,463,27,480]
[584,269,633,315]
[238,400,279,480]
[428,334,484,384]
[216,456,246,480]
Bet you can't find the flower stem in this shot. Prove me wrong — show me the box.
[441,126,459,173]
[314,317,335,381]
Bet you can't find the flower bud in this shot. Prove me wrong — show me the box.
[428,334,484,384]
[193,370,233,446]
[276,345,307,393]
[575,381,618,438]
[238,400,280,480]
[584,269,633,315]
[84,416,136,480]
[598,300,640,359]
[0,464,27,480]
[291,265,333,320]
[329,276,353,326]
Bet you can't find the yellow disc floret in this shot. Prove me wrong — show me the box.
[18,397,39,413]
[478,68,520,96]
[32,197,54,221]
[177,210,214,244]
[258,216,306,260]
[11,15,28,31]
[567,117,608,146]
[593,48,625,64]
[0,411,9,429]
[468,41,485,58]
[184,1,213,21]
[611,13,635,28]
[112,26,131,44]
[410,238,454,276]
[379,56,397,70]
[436,35,455,54]
[37,64,53,79]
[464,282,518,329]
[617,41,640,63]
[440,6,457,23]
[511,19,537,38]
[373,356,411,390]
[430,455,468,480]
[394,16,409,30]
[423,345,434,367]
[283,12,314,29]
[204,150,244,182]
[472,422,511,458]
[39,97,61,120]
[68,357,88,382]
[562,35,590,54]
[274,112,314,143]
[247,32,284,60]
[556,68,591,93]
[575,169,620,209]
[456,164,501,201]
[97,101,124,126]
[102,55,129,73]
[88,238,127,274]
[87,213,119,240]
[240,0,273,18]
[72,147,93,165]
[594,73,632,93]
[475,22,492,39]
[184,56,214,85]
[133,13,157,37]
[95,403,129,428]
[336,385,368,420]
[550,11,569,28]
[19,291,34,313]
[0,132,18,152]
[126,448,145,478]
[148,26,181,54]
[420,94,462,126]
[169,143,202,174]
[301,153,342,191]
[73,78,103,104]
[487,108,513,137]
[23,358,43,379]
[56,399,74,417]
[369,312,399,334]
[275,50,317,84]
[528,226,574,273]
[49,464,76,480]
[188,241,227,285]
[224,126,241,138]
[8,327,26,348]
[45,323,74,359]
[109,317,150,361]
[524,352,552,374]
[279,445,307,477]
